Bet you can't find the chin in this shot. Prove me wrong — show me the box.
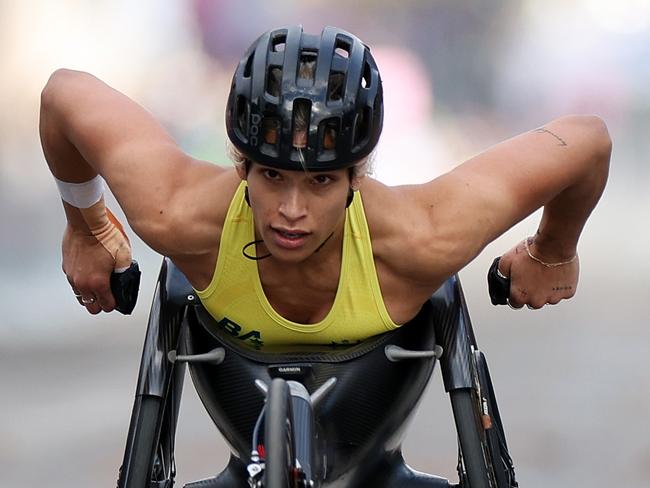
[267,245,314,263]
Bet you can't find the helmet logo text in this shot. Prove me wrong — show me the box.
[249,113,262,146]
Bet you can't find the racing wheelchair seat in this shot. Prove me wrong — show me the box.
[117,258,516,488]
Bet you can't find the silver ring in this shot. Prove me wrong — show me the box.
[81,296,96,305]
[74,293,83,298]
[507,300,521,310]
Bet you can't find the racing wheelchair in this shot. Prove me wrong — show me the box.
[114,257,517,487]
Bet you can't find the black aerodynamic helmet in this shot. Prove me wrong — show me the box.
[226,25,383,171]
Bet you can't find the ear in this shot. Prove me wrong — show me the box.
[235,163,248,180]
[350,174,365,192]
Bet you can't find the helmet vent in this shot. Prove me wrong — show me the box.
[266,66,282,97]
[361,61,371,89]
[327,72,345,102]
[243,53,254,78]
[271,34,286,52]
[261,117,280,157]
[235,95,248,135]
[262,118,281,144]
[352,107,371,150]
[335,38,351,59]
[320,118,339,151]
[298,51,317,85]
[292,98,312,147]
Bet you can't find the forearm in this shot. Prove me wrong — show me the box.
[40,70,97,183]
[40,70,103,235]
[533,118,611,260]
[41,70,131,267]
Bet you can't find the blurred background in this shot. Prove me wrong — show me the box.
[1,0,649,486]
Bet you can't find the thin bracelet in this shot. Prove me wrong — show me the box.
[524,237,577,268]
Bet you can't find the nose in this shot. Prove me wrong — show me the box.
[278,187,307,222]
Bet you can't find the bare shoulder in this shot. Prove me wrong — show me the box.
[360,177,452,289]
[163,164,242,257]
[161,164,243,289]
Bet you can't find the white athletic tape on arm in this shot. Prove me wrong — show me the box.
[54,174,105,208]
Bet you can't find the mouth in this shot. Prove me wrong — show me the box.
[270,227,311,250]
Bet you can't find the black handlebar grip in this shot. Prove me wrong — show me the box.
[487,257,510,305]
[110,260,141,315]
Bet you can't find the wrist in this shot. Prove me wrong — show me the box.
[54,174,104,208]
[530,232,577,263]
[64,199,132,268]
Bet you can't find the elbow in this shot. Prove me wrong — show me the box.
[41,69,72,104]
[41,68,91,109]
[584,115,612,162]
[570,114,612,191]
[589,117,612,189]
[565,114,612,162]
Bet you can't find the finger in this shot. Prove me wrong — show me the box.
[508,287,528,310]
[66,274,80,295]
[497,254,512,279]
[546,297,561,305]
[84,299,102,315]
[95,282,116,313]
[80,297,101,314]
[76,285,102,315]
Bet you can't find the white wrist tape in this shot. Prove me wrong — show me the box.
[54,174,105,208]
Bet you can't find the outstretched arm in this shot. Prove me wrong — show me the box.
[405,115,611,307]
[40,69,225,313]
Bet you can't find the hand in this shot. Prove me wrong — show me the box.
[62,223,132,314]
[497,237,579,309]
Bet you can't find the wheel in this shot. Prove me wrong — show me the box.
[117,394,176,488]
[263,378,296,488]
[473,352,517,488]
[117,395,163,487]
[451,388,492,488]
[450,353,518,488]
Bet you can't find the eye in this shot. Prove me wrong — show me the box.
[311,174,333,185]
[263,169,282,180]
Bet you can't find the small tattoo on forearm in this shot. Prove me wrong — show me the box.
[552,286,572,291]
[534,127,568,146]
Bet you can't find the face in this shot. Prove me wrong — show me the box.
[239,163,354,263]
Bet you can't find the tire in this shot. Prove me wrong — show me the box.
[451,388,493,488]
[451,354,517,488]
[117,395,165,488]
[474,353,517,488]
[263,378,296,488]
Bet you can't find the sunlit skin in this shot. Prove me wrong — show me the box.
[41,69,611,321]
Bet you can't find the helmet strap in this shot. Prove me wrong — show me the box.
[314,232,334,253]
[346,188,354,208]
[242,239,272,260]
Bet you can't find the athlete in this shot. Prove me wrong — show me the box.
[40,26,611,348]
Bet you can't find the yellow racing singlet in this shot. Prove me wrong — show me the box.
[194,182,399,349]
